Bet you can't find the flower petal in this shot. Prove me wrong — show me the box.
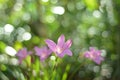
[84,51,90,58]
[18,57,24,64]
[47,49,52,55]
[16,48,27,58]
[64,49,73,56]
[16,51,21,57]
[96,50,101,55]
[34,46,43,56]
[57,34,65,47]
[93,56,104,64]
[57,52,64,58]
[28,51,33,55]
[23,48,27,57]
[56,49,72,58]
[93,57,101,64]
[89,47,95,52]
[45,39,57,52]
[64,39,72,49]
[40,57,46,61]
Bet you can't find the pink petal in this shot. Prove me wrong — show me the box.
[34,47,43,56]
[16,48,27,58]
[18,57,24,64]
[57,52,64,58]
[89,47,95,52]
[64,49,73,56]
[57,34,65,48]
[96,50,101,55]
[93,57,101,64]
[41,46,51,55]
[16,51,21,57]
[93,56,104,64]
[22,48,28,57]
[45,39,57,52]
[42,46,47,51]
[28,51,33,55]
[84,51,90,58]
[56,49,72,58]
[40,57,46,61]
[64,39,72,49]
[47,49,52,55]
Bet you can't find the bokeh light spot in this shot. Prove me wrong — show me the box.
[51,6,65,15]
[0,55,5,62]
[45,15,55,23]
[22,13,31,21]
[42,0,49,2]
[50,0,58,4]
[101,50,107,57]
[93,66,100,73]
[0,27,4,34]
[102,31,109,38]
[4,24,14,33]
[50,56,56,60]
[10,58,19,66]
[88,27,96,36]
[5,46,17,56]
[14,3,22,11]
[22,32,32,41]
[93,10,101,18]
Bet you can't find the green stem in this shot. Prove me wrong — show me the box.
[50,57,58,80]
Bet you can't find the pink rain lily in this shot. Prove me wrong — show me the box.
[16,48,32,64]
[45,34,72,58]
[34,46,52,61]
[84,47,104,64]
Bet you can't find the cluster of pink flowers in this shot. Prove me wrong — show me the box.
[16,34,73,64]
[16,34,104,65]
[84,47,104,64]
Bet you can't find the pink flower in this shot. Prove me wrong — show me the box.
[45,34,72,58]
[84,47,104,64]
[16,48,32,64]
[34,46,52,61]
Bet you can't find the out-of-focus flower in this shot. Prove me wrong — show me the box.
[16,48,32,64]
[34,46,52,61]
[84,47,104,64]
[45,34,72,58]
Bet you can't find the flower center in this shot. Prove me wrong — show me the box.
[90,52,96,59]
[56,47,63,54]
[41,52,47,58]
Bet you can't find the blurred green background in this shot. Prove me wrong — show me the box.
[0,0,120,80]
